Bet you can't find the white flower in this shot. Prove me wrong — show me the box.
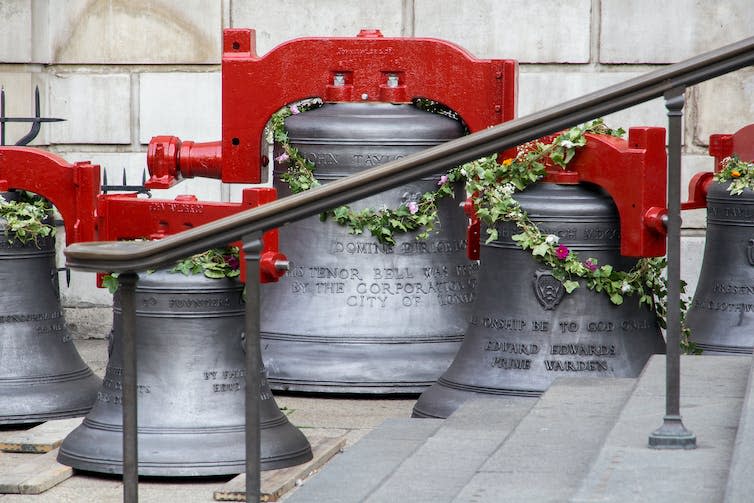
[621,282,632,293]
[560,140,575,148]
[500,183,515,196]
[545,234,559,245]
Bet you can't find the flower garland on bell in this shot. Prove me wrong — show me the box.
[102,246,241,294]
[462,120,696,353]
[0,192,55,247]
[269,100,464,245]
[714,155,754,195]
[171,246,241,278]
[271,103,697,353]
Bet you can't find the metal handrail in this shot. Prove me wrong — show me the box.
[63,35,754,503]
[65,36,754,272]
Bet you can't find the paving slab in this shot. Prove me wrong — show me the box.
[0,418,83,453]
[214,436,346,502]
[0,339,418,502]
[0,449,72,495]
[573,355,749,503]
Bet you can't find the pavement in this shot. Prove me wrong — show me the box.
[0,338,417,502]
[2,337,753,502]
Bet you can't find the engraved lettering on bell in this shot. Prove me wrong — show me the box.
[59,269,312,475]
[748,238,754,266]
[533,270,565,310]
[262,102,471,393]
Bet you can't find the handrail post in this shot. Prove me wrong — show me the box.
[243,233,263,502]
[648,87,696,449]
[119,271,140,501]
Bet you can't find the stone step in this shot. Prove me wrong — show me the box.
[363,396,536,503]
[451,377,637,502]
[573,355,750,503]
[725,355,754,502]
[285,355,752,503]
[284,417,444,503]
[288,376,633,503]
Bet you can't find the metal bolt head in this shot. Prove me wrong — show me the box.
[361,93,369,100]
[275,260,290,272]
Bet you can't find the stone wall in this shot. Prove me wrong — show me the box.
[1,0,752,328]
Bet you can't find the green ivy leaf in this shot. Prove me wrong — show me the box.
[563,280,579,293]
[610,293,624,305]
[532,243,549,257]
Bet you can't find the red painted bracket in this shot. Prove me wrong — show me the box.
[0,147,99,245]
[0,146,284,283]
[680,123,754,210]
[463,197,481,261]
[558,127,668,258]
[462,128,668,259]
[97,187,284,283]
[681,172,714,210]
[710,123,754,169]
[146,28,517,188]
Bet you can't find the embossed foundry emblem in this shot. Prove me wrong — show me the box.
[534,270,565,310]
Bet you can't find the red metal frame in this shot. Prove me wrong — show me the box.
[0,29,522,285]
[146,28,517,188]
[465,127,668,260]
[0,29,673,282]
[710,123,754,168]
[0,148,283,283]
[562,127,668,258]
[0,147,99,244]
[680,123,754,211]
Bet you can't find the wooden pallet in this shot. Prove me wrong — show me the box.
[0,448,73,494]
[214,436,347,502]
[0,417,83,453]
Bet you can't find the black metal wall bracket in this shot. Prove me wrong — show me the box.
[0,86,64,146]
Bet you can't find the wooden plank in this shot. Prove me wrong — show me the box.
[0,448,73,494]
[0,418,83,453]
[214,436,347,502]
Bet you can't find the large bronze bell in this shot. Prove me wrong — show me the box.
[413,183,666,418]
[261,102,475,394]
[0,192,100,424]
[58,269,312,476]
[687,181,754,354]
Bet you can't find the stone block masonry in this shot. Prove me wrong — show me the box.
[0,0,751,312]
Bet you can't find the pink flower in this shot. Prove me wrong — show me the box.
[437,175,449,186]
[555,245,569,260]
[275,152,289,163]
[584,258,597,271]
[225,255,240,270]
[290,105,300,114]
[407,201,419,214]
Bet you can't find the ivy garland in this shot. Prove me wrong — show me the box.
[0,192,55,247]
[269,100,464,244]
[171,246,241,279]
[714,155,754,195]
[102,246,241,294]
[462,126,696,353]
[272,105,697,353]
